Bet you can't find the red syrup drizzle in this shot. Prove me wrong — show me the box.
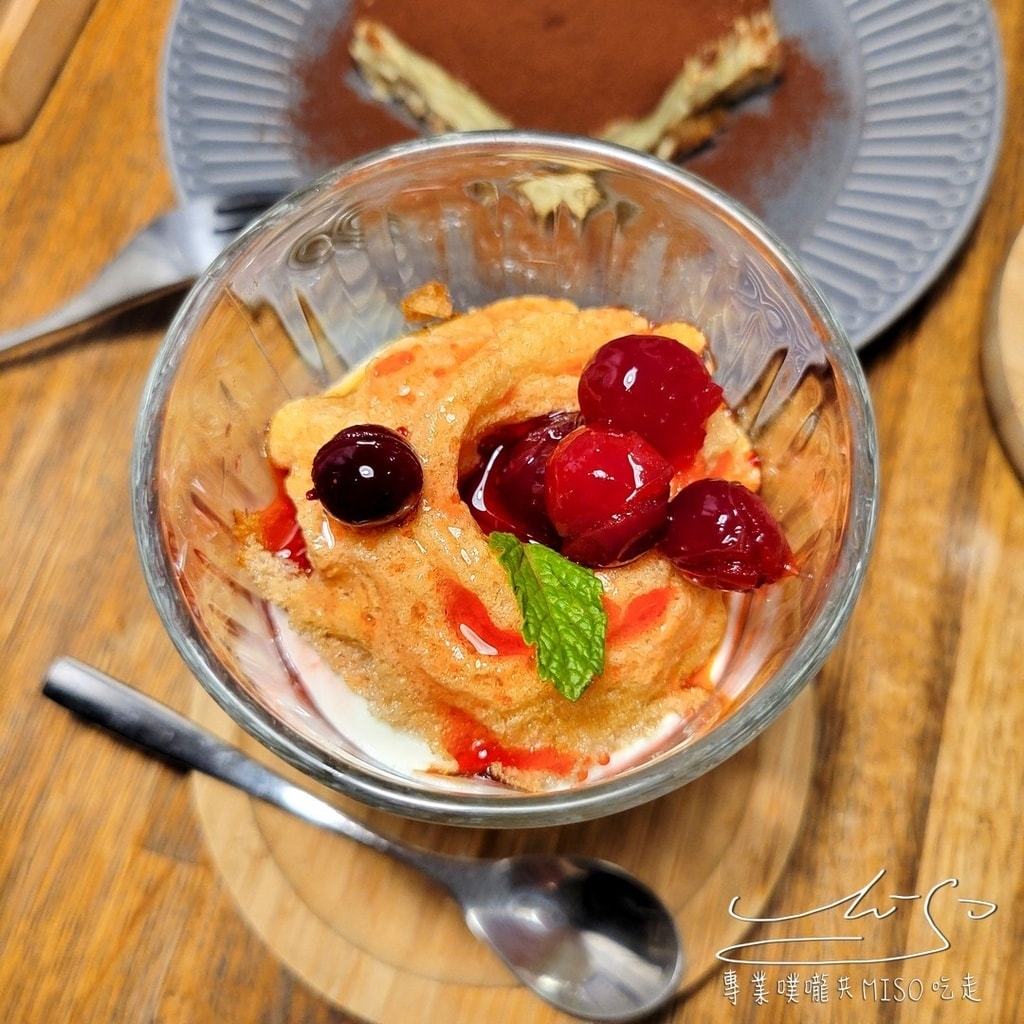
[604,586,672,644]
[256,467,311,573]
[673,445,761,491]
[443,706,578,779]
[443,580,530,656]
[441,581,580,779]
[370,347,416,377]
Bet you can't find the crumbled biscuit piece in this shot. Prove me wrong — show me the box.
[401,281,455,323]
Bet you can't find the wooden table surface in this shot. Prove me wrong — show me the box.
[1,1,1022,1021]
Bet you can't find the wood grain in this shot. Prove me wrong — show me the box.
[0,0,98,140]
[0,0,1023,1021]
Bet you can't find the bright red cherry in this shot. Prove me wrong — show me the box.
[544,425,673,567]
[660,478,797,590]
[578,333,724,470]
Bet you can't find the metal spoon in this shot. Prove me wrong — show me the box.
[43,657,683,1022]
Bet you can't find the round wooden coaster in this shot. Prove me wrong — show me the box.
[983,225,1024,481]
[190,687,816,1022]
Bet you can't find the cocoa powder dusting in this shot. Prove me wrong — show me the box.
[292,18,414,168]
[290,9,847,227]
[685,38,849,217]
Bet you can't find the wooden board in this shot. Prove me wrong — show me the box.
[189,687,816,1022]
[0,0,97,140]
[984,225,1024,481]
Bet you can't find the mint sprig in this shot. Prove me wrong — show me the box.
[488,532,606,701]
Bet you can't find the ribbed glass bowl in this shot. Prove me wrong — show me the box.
[133,132,877,827]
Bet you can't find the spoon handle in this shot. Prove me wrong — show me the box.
[42,657,399,859]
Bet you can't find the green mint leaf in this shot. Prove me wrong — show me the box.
[488,532,606,701]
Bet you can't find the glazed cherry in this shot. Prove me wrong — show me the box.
[459,411,580,545]
[308,424,423,526]
[659,478,796,590]
[544,424,673,567]
[560,493,672,568]
[578,334,724,470]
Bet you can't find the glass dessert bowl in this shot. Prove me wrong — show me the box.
[133,132,877,827]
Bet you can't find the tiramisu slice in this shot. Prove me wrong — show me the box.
[349,0,782,160]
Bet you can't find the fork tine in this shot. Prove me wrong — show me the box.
[211,191,286,234]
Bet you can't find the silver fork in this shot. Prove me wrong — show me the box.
[0,193,280,361]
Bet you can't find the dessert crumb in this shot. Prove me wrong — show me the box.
[401,281,454,323]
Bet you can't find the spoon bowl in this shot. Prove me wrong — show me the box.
[43,656,682,1022]
[421,852,683,1021]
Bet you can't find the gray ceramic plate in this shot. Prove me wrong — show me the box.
[161,0,1004,348]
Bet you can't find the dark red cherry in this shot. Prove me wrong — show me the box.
[544,425,672,566]
[460,446,524,538]
[660,478,796,590]
[459,411,579,545]
[498,411,581,534]
[308,424,423,526]
[578,334,723,470]
[561,491,670,568]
